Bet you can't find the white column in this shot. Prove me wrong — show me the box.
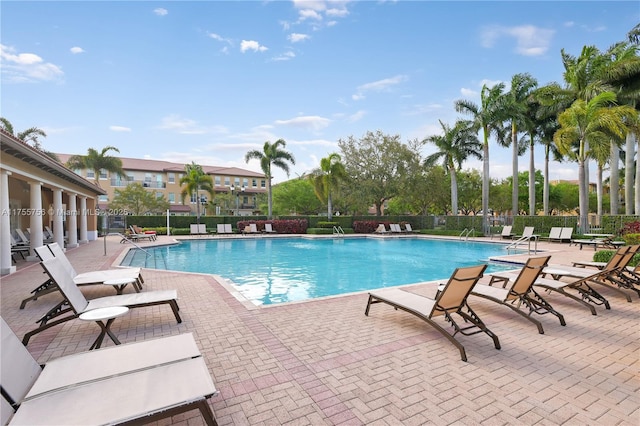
[1,170,16,275]
[52,188,65,248]
[79,196,88,244]
[67,193,78,248]
[28,181,44,260]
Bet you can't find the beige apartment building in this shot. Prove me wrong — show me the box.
[57,155,267,216]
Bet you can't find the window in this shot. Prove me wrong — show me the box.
[224,177,230,186]
[261,180,266,188]
[98,195,108,202]
[127,174,134,182]
[215,176,221,186]
[156,192,163,199]
[168,193,175,203]
[144,173,152,187]
[234,177,240,186]
[168,173,175,184]
[86,170,95,179]
[190,193,197,203]
[99,169,108,179]
[252,179,257,187]
[243,178,249,187]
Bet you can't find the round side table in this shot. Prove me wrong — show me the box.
[79,306,129,350]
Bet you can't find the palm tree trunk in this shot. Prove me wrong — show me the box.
[482,130,490,235]
[596,165,603,216]
[610,143,619,214]
[450,167,458,216]
[267,179,273,219]
[634,135,640,214]
[528,136,535,215]
[511,123,518,216]
[543,146,550,216]
[626,132,635,214]
[327,192,333,221]
[196,189,201,224]
[578,158,589,233]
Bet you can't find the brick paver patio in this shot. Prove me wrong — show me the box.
[2,235,638,425]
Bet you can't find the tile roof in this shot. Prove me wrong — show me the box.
[56,153,265,178]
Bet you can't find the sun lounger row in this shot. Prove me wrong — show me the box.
[365,245,639,362]
[1,318,219,425]
[373,223,413,234]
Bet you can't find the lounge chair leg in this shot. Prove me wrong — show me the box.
[527,289,566,326]
[458,306,501,350]
[427,318,468,362]
[197,400,219,426]
[170,301,182,323]
[20,279,58,309]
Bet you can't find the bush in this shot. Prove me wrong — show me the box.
[593,250,615,263]
[622,233,640,245]
[316,221,339,229]
[307,227,354,234]
[237,219,308,234]
[353,220,385,233]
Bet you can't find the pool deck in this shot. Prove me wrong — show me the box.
[2,235,638,425]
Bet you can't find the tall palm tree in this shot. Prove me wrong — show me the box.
[308,153,347,220]
[455,83,509,233]
[554,92,637,231]
[179,162,214,224]
[245,139,295,219]
[424,120,482,216]
[504,73,538,216]
[66,146,125,187]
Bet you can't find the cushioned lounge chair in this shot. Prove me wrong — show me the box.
[374,224,389,234]
[189,224,207,236]
[403,223,414,233]
[264,223,277,234]
[543,245,639,302]
[365,264,499,362]
[22,257,181,345]
[499,225,514,239]
[20,243,143,309]
[559,227,573,242]
[545,227,562,242]
[471,256,565,334]
[1,318,219,426]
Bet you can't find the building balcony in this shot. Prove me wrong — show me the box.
[110,179,166,189]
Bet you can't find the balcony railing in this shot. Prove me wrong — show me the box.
[110,179,166,189]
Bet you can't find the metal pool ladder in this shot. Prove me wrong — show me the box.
[460,228,475,241]
[333,226,345,237]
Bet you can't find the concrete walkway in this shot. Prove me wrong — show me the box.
[1,235,638,425]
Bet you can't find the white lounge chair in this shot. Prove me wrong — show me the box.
[499,225,514,239]
[20,243,144,309]
[559,227,574,242]
[189,224,207,235]
[1,317,219,426]
[264,223,277,234]
[22,257,181,345]
[545,227,563,242]
[374,224,389,234]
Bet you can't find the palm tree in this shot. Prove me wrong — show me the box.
[308,153,347,220]
[503,73,538,216]
[66,146,125,187]
[179,162,214,224]
[0,117,59,161]
[245,139,296,219]
[424,120,482,216]
[554,92,637,232]
[455,83,509,234]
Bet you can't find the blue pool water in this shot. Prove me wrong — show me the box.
[122,237,516,305]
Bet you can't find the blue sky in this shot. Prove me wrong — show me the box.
[2,1,638,184]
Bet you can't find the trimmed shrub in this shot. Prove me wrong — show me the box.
[237,219,308,234]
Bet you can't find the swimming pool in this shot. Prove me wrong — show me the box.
[122,237,519,305]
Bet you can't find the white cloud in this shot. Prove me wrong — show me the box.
[273,51,296,61]
[481,25,554,56]
[0,44,63,83]
[158,114,228,135]
[460,87,477,97]
[326,8,349,17]
[352,74,408,100]
[275,115,331,130]
[480,78,503,88]
[208,32,233,46]
[153,8,168,16]
[288,33,310,43]
[70,46,85,54]
[240,40,268,53]
[109,126,131,132]
[298,9,323,21]
[346,110,366,123]
[564,21,575,28]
